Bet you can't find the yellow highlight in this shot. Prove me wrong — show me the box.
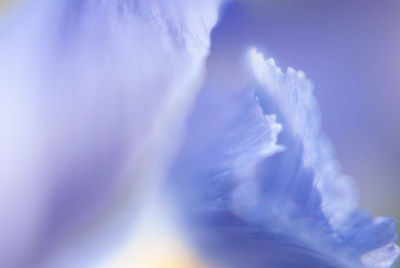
[108,237,211,268]
[0,0,17,13]
[0,0,11,7]
[100,198,214,268]
[139,253,208,268]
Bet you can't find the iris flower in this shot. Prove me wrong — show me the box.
[168,48,400,268]
[0,0,398,267]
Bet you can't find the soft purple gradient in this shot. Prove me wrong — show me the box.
[0,0,398,266]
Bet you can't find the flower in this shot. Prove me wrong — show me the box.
[167,48,400,267]
[0,1,398,268]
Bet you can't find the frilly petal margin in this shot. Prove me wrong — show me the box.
[249,48,356,229]
[168,84,284,211]
[248,48,399,267]
[168,49,399,268]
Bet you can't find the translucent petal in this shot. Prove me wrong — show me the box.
[169,48,399,268]
[247,48,399,267]
[0,0,221,266]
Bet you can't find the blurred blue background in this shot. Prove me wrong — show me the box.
[210,1,400,265]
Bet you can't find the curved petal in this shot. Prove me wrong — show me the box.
[249,48,399,267]
[0,0,221,266]
[168,48,399,268]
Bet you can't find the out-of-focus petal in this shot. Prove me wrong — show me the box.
[0,0,221,266]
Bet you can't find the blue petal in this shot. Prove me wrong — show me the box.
[249,48,399,267]
[169,48,399,267]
